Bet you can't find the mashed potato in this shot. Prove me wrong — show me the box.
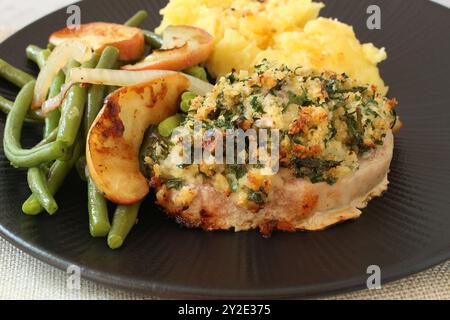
[157,0,388,95]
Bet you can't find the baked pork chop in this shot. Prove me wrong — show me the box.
[143,61,400,235]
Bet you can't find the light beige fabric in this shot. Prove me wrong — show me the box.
[0,237,448,300]
[0,26,448,301]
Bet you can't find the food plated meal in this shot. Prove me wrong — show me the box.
[0,0,400,249]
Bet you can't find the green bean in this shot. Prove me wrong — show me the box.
[35,127,58,148]
[26,71,64,207]
[158,113,184,137]
[3,81,67,168]
[0,58,35,88]
[106,86,119,96]
[180,91,197,113]
[75,156,87,182]
[47,43,56,51]
[48,70,65,99]
[26,45,50,70]
[27,167,58,214]
[0,95,44,123]
[84,86,104,136]
[22,138,83,215]
[96,46,120,70]
[87,173,110,237]
[108,202,141,249]
[64,59,80,80]
[142,30,163,49]
[84,47,119,136]
[44,70,65,137]
[57,58,98,145]
[183,65,208,82]
[0,95,14,114]
[125,10,149,27]
[4,140,66,168]
[56,126,76,162]
[83,55,100,69]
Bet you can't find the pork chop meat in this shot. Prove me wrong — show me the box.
[144,61,400,235]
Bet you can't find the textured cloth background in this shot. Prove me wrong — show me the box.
[0,1,449,300]
[0,237,448,300]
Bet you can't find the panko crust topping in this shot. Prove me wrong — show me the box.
[146,61,398,211]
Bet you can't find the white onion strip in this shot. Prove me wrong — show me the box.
[69,68,214,96]
[32,40,93,109]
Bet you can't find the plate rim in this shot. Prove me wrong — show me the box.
[1,223,449,298]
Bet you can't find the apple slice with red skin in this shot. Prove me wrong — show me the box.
[49,22,145,62]
[122,25,214,71]
[87,73,190,205]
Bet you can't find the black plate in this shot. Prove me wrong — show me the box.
[0,0,449,299]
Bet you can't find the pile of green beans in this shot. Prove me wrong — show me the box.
[0,10,184,249]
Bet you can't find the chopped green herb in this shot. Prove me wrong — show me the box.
[333,86,367,94]
[328,126,337,140]
[229,165,247,180]
[250,96,264,113]
[326,176,338,185]
[227,71,236,84]
[390,108,398,129]
[269,78,285,94]
[292,157,341,184]
[288,90,310,106]
[248,191,264,204]
[165,179,184,190]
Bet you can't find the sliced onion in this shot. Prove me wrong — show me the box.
[184,74,215,96]
[69,68,214,96]
[41,82,74,114]
[32,40,93,109]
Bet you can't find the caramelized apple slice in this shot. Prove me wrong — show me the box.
[122,25,213,71]
[87,73,190,205]
[49,22,145,61]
